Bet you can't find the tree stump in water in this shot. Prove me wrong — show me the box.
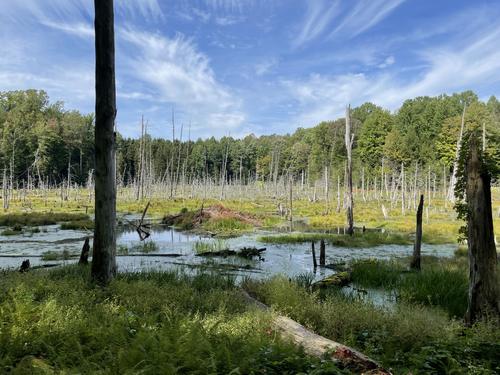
[311,241,317,270]
[79,237,90,265]
[410,194,424,270]
[319,239,326,266]
[19,259,30,273]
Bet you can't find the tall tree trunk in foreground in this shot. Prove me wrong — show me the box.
[465,137,499,325]
[92,0,117,285]
[345,105,354,235]
[410,194,424,270]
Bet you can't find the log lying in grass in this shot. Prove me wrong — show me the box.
[241,290,391,374]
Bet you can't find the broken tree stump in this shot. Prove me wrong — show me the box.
[319,239,326,266]
[410,194,424,270]
[19,259,30,273]
[79,237,90,265]
[311,241,317,270]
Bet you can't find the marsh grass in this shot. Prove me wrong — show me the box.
[259,231,411,247]
[60,219,94,230]
[0,212,89,227]
[350,257,470,317]
[193,239,229,254]
[0,266,342,374]
[41,249,77,261]
[243,275,500,374]
[129,241,159,253]
[202,217,252,235]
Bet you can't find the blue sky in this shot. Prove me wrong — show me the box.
[1,0,500,139]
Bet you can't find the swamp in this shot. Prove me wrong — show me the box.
[1,0,500,374]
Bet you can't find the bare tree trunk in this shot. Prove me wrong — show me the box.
[464,137,499,325]
[401,163,405,216]
[311,241,317,270]
[289,174,293,232]
[319,239,325,266]
[448,104,466,201]
[92,0,117,285]
[344,105,354,235]
[411,194,424,270]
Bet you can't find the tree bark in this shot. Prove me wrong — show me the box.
[465,137,500,324]
[79,237,90,265]
[91,0,117,285]
[319,239,326,266]
[410,194,424,270]
[311,241,317,270]
[448,104,466,202]
[345,105,354,235]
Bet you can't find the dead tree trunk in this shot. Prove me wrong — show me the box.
[91,0,117,285]
[410,194,424,270]
[464,137,500,325]
[448,104,466,202]
[79,237,90,265]
[319,239,326,266]
[311,241,317,270]
[345,105,354,235]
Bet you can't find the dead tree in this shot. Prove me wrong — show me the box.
[448,104,466,202]
[319,239,326,266]
[91,0,117,285]
[311,241,317,270]
[344,105,354,235]
[79,237,91,265]
[410,194,424,270]
[464,137,499,325]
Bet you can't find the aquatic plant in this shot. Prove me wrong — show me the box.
[193,239,229,254]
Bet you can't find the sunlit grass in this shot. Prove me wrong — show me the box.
[243,267,500,374]
[259,231,412,247]
[0,266,342,374]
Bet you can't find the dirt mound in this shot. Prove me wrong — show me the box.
[202,204,261,226]
[162,204,261,230]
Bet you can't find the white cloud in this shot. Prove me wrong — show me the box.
[119,29,245,135]
[378,55,395,69]
[331,0,406,39]
[254,58,278,76]
[293,0,341,48]
[283,22,500,126]
[40,20,94,38]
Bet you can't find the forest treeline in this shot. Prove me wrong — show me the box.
[1,89,499,189]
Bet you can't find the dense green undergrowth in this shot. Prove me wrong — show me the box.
[244,268,500,374]
[0,266,344,374]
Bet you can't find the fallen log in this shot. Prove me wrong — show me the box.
[238,247,266,259]
[196,247,266,259]
[240,290,391,374]
[313,272,351,288]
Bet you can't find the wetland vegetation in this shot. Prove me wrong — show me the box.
[1,1,500,373]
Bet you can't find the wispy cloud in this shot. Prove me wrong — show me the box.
[119,28,245,135]
[293,0,341,48]
[254,58,278,76]
[283,19,500,126]
[40,20,94,38]
[330,0,406,39]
